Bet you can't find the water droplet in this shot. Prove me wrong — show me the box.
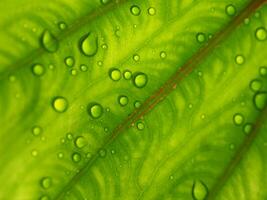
[39,195,50,200]
[111,149,116,154]
[259,66,267,76]
[66,133,73,140]
[136,121,145,130]
[255,11,261,18]
[86,152,92,158]
[225,4,236,16]
[65,56,75,67]
[118,95,129,106]
[109,68,121,81]
[97,61,103,66]
[169,175,174,180]
[255,27,267,41]
[40,177,52,189]
[70,69,77,76]
[75,136,87,148]
[58,22,67,30]
[52,96,68,113]
[31,149,38,157]
[253,92,267,110]
[79,32,98,57]
[130,5,141,16]
[99,149,106,157]
[244,18,250,25]
[133,72,148,88]
[233,113,244,126]
[8,75,16,82]
[100,0,110,4]
[57,152,64,159]
[134,100,141,108]
[72,152,81,163]
[192,180,208,200]
[148,7,156,16]
[160,51,167,59]
[32,64,45,76]
[243,123,253,134]
[80,64,88,72]
[41,30,59,53]
[32,125,42,136]
[123,70,132,80]
[101,43,108,49]
[196,33,206,43]
[235,55,245,65]
[88,103,103,119]
[133,54,140,62]
[229,143,235,150]
[250,79,262,92]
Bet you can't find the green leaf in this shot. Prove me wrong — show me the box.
[0,0,267,199]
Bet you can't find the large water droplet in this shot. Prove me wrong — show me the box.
[196,33,206,43]
[32,64,45,76]
[88,103,103,119]
[109,68,121,81]
[72,152,81,163]
[40,177,52,189]
[250,79,262,92]
[41,30,59,53]
[225,4,236,16]
[235,55,245,65]
[65,56,75,67]
[75,136,87,148]
[118,95,129,106]
[52,97,68,113]
[130,5,141,16]
[255,27,267,41]
[133,72,148,88]
[79,32,98,57]
[253,92,267,110]
[233,113,244,126]
[32,125,42,136]
[192,180,208,200]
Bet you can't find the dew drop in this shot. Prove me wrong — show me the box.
[88,103,103,119]
[111,149,116,154]
[243,123,253,135]
[133,54,140,62]
[255,27,267,41]
[134,100,141,108]
[57,152,64,159]
[66,133,73,140]
[41,30,59,53]
[233,113,244,126]
[118,95,129,106]
[58,22,67,30]
[130,5,141,16]
[100,0,110,5]
[39,195,50,200]
[65,56,75,67]
[8,75,16,82]
[225,4,236,16]
[196,33,206,43]
[79,32,98,57]
[148,7,156,16]
[32,64,45,76]
[192,180,208,200]
[75,136,87,148]
[32,125,42,136]
[72,152,81,163]
[235,55,245,65]
[253,92,267,110]
[109,68,121,81]
[52,96,68,113]
[80,64,88,72]
[250,79,262,92]
[70,69,77,76]
[40,177,52,189]
[97,61,103,66]
[259,66,267,76]
[244,18,250,25]
[160,51,167,59]
[133,72,148,88]
[123,70,132,80]
[31,149,38,157]
[229,143,235,150]
[99,149,106,157]
[136,121,145,130]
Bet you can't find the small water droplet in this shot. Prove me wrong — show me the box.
[148,7,156,16]
[99,149,106,157]
[39,195,50,200]
[86,152,92,158]
[196,33,206,43]
[253,92,267,110]
[79,32,98,57]
[72,152,81,163]
[255,27,267,41]
[8,75,16,82]
[133,54,140,62]
[40,177,52,189]
[250,79,262,92]
[255,11,261,18]
[41,30,59,53]
[101,43,108,49]
[65,56,75,67]
[160,51,167,59]
[136,121,145,130]
[80,64,88,72]
[243,123,253,135]
[32,64,45,76]
[235,55,245,65]
[134,100,141,108]
[133,72,148,88]
[58,22,67,30]
[118,95,129,106]
[244,18,250,25]
[66,133,73,140]
[123,70,132,80]
[75,136,87,148]
[259,66,267,76]
[109,68,121,81]
[130,5,141,16]
[100,0,110,4]
[192,180,208,200]
[57,152,64,159]
[229,143,235,150]
[233,113,244,126]
[31,149,38,157]
[111,149,116,154]
[97,61,103,66]
[32,125,42,136]
[88,103,103,119]
[225,4,236,16]
[70,69,77,76]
